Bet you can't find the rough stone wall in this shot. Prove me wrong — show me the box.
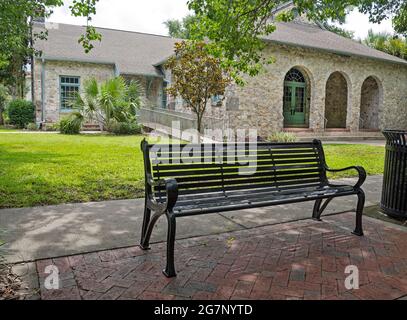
[325,72,348,128]
[33,59,115,124]
[203,43,407,137]
[360,77,380,130]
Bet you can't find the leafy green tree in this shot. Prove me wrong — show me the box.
[0,85,10,125]
[70,76,142,131]
[0,0,101,97]
[165,41,232,133]
[164,15,198,39]
[187,0,407,80]
[323,23,355,39]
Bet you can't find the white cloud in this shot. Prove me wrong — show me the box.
[49,1,395,39]
[336,10,395,39]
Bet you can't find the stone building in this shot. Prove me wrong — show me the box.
[32,3,407,136]
[32,21,178,128]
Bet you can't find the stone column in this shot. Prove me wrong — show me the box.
[309,79,326,133]
[348,81,361,133]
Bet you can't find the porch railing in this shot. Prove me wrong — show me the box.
[138,107,225,133]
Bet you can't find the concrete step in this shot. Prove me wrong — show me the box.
[298,135,385,142]
[82,124,101,131]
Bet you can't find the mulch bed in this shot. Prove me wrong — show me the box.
[0,262,23,300]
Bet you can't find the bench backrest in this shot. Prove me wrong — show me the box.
[142,140,328,197]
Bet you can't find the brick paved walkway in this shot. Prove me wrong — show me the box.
[36,213,407,300]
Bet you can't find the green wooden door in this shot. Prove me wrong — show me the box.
[283,81,306,127]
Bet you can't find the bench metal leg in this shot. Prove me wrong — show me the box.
[140,200,151,248]
[352,190,365,237]
[163,212,177,278]
[140,208,163,250]
[312,197,333,221]
[312,199,323,221]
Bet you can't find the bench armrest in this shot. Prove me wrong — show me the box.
[325,165,367,189]
[146,174,178,212]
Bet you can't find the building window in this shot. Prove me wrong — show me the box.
[162,80,169,108]
[211,94,223,107]
[60,76,80,111]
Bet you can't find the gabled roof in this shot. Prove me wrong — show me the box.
[34,22,180,77]
[265,22,407,65]
[34,21,407,78]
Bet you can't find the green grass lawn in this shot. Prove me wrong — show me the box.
[0,134,385,209]
[0,126,19,132]
[324,144,385,179]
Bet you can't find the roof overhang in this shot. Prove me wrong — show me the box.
[35,56,165,78]
[37,55,117,66]
[265,39,407,67]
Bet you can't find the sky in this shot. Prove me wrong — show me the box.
[48,0,395,40]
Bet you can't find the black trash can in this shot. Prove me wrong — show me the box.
[381,130,407,218]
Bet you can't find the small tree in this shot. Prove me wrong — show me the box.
[164,15,198,39]
[71,76,143,131]
[165,41,232,134]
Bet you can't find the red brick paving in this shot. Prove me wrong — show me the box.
[36,213,407,300]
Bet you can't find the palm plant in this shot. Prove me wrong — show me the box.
[363,29,407,60]
[71,76,143,131]
[363,29,390,52]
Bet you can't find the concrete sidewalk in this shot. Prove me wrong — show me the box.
[0,175,383,264]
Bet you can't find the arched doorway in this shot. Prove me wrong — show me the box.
[360,76,381,130]
[325,72,348,128]
[283,68,310,128]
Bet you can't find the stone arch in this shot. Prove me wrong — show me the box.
[360,76,383,130]
[324,71,350,129]
[282,66,313,128]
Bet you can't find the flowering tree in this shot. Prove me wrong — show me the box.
[165,41,232,134]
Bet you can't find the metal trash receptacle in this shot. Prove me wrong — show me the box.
[381,130,407,218]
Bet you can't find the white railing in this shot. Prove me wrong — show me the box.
[138,107,225,132]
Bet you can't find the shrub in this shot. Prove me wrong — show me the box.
[25,123,38,131]
[58,115,82,134]
[45,123,59,132]
[0,84,10,126]
[107,121,142,135]
[7,99,35,129]
[268,132,298,143]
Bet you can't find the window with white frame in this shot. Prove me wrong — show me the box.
[60,76,80,110]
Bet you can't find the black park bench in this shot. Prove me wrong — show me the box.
[140,139,366,277]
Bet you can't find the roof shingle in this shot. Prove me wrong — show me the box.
[35,22,180,76]
[34,21,407,77]
[266,22,407,65]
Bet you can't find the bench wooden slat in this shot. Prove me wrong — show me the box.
[152,153,320,163]
[154,162,321,174]
[173,186,354,212]
[157,168,322,184]
[149,142,316,151]
[153,178,324,199]
[173,185,353,208]
[152,158,320,172]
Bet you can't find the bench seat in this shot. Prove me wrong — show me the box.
[163,184,355,215]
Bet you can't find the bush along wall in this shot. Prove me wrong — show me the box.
[7,99,35,129]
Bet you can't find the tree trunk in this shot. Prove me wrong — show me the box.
[197,116,202,134]
[197,114,204,143]
[0,108,4,125]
